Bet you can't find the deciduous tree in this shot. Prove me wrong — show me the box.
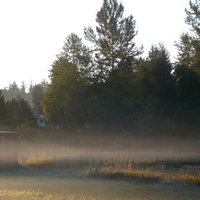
[41,58,88,125]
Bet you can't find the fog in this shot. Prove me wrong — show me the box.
[17,134,200,164]
[1,132,200,199]
[1,131,199,169]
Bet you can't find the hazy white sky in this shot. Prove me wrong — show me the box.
[0,0,190,89]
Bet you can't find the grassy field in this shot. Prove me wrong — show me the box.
[0,168,200,200]
[0,128,200,199]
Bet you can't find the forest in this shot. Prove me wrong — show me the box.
[0,0,200,135]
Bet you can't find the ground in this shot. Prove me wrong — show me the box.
[0,128,200,199]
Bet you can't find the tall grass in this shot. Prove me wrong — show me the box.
[87,156,200,185]
[18,152,54,168]
[170,171,200,185]
[18,152,200,185]
[87,157,161,181]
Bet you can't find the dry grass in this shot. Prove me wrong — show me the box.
[17,151,200,186]
[16,128,200,186]
[18,152,54,167]
[170,171,200,185]
[87,157,200,185]
[0,190,106,200]
[1,125,200,199]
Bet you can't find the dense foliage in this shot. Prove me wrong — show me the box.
[0,82,46,126]
[40,0,200,128]
[0,90,35,126]
[1,0,200,130]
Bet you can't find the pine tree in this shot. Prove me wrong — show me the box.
[175,0,200,75]
[84,0,142,82]
[58,33,93,81]
[0,91,6,120]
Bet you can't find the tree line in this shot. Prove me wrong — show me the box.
[1,0,200,129]
[0,81,47,126]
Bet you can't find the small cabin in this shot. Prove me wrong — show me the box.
[0,131,18,168]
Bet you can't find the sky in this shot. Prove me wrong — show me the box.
[0,0,191,90]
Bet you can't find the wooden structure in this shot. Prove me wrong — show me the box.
[0,131,18,168]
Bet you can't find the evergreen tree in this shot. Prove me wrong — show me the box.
[9,81,19,94]
[42,0,144,126]
[147,44,172,92]
[0,91,6,120]
[173,64,200,113]
[137,44,173,114]
[175,0,200,75]
[5,98,35,125]
[18,98,35,123]
[58,33,93,80]
[20,81,26,93]
[84,0,142,82]
[31,81,47,116]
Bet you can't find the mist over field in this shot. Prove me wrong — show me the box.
[17,132,200,162]
[0,131,199,200]
[1,0,200,198]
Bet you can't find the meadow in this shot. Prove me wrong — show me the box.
[0,127,200,199]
